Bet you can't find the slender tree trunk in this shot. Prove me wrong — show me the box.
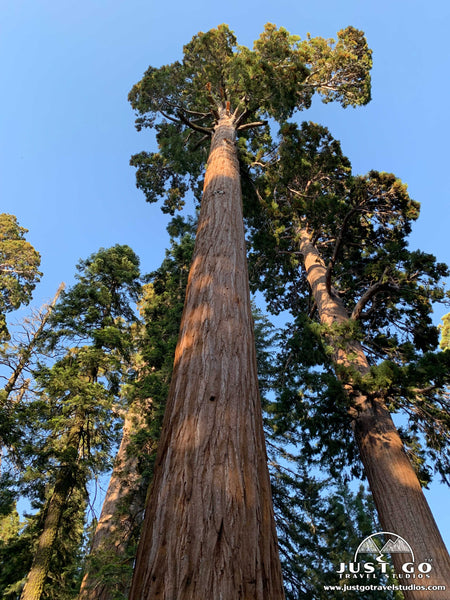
[19,467,74,600]
[20,413,83,600]
[79,403,150,600]
[298,226,450,598]
[129,109,285,600]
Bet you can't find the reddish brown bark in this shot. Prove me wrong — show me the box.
[79,404,149,600]
[298,226,450,598]
[129,110,285,599]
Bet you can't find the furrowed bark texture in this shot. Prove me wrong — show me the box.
[298,227,450,598]
[129,112,285,600]
[79,404,149,600]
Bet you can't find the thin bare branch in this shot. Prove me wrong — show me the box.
[237,120,268,132]
[3,282,65,400]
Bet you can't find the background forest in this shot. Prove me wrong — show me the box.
[1,1,449,599]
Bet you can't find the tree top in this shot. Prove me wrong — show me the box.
[128,23,372,213]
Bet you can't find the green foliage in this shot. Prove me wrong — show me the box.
[128,23,371,213]
[0,507,21,541]
[270,471,399,599]
[439,313,450,350]
[0,510,32,598]
[265,315,361,477]
[0,214,41,340]
[129,216,196,482]
[47,245,141,353]
[252,297,398,598]
[297,26,373,107]
[248,121,450,484]
[0,245,142,599]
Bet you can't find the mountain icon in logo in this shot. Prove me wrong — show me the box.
[358,538,381,554]
[380,538,412,554]
[354,532,415,563]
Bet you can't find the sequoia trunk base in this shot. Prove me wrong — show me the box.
[129,111,285,600]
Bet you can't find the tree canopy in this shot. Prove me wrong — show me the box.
[128,23,372,213]
[248,120,450,483]
[0,214,41,341]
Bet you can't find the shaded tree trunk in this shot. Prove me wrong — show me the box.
[19,467,75,600]
[129,109,285,599]
[20,412,83,600]
[298,226,450,598]
[79,403,150,600]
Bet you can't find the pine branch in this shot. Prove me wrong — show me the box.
[191,133,210,151]
[160,110,182,125]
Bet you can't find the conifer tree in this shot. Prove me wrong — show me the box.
[248,121,450,596]
[440,313,450,350]
[78,218,194,600]
[0,214,41,342]
[14,246,141,600]
[127,23,371,599]
[77,219,391,599]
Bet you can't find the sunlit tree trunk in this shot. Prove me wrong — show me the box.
[129,109,285,599]
[79,404,149,600]
[298,226,450,598]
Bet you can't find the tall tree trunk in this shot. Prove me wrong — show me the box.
[298,226,450,598]
[19,467,74,600]
[79,403,150,600]
[129,109,285,600]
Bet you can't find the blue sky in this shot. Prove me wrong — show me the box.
[2,0,449,550]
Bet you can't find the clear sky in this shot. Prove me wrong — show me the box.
[2,0,449,549]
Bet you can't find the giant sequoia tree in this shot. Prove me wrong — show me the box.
[78,218,396,599]
[248,122,450,596]
[128,23,371,599]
